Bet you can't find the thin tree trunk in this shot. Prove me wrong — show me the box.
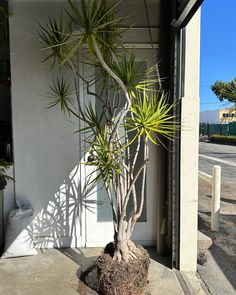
[114,218,129,262]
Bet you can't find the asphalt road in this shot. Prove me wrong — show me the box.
[199,142,236,188]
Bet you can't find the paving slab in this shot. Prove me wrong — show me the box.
[198,248,236,295]
[0,247,200,295]
[0,249,80,295]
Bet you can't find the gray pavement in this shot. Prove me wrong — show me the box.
[198,245,236,295]
[199,142,236,186]
[198,142,236,295]
[0,248,187,295]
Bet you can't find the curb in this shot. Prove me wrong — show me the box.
[174,270,209,295]
[198,231,213,250]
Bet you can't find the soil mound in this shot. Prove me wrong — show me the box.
[96,243,150,295]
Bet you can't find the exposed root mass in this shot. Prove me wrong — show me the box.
[96,243,150,295]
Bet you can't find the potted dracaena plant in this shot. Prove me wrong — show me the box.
[38,0,179,294]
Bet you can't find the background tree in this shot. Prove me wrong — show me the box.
[211,78,236,103]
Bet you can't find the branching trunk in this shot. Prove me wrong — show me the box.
[111,136,149,262]
[92,36,131,145]
[113,219,142,262]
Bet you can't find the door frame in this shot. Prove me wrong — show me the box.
[80,46,160,247]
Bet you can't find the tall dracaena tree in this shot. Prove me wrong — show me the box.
[38,0,179,262]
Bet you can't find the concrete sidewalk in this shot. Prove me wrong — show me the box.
[198,177,236,295]
[0,248,203,295]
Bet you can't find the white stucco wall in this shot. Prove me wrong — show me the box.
[200,109,220,123]
[9,1,81,247]
[179,9,201,272]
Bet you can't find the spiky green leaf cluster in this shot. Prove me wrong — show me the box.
[79,102,104,135]
[110,52,158,95]
[79,104,122,185]
[47,77,75,115]
[126,92,179,144]
[85,130,122,184]
[66,0,126,61]
[38,15,71,65]
[38,0,128,67]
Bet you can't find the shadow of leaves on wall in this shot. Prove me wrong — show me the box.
[26,162,102,248]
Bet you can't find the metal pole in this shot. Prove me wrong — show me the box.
[211,165,221,231]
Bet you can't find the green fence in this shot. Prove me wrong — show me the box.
[200,122,236,136]
[229,122,236,136]
[200,123,229,136]
[199,123,208,135]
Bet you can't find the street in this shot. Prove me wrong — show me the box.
[199,142,236,215]
[199,142,236,188]
[198,142,236,295]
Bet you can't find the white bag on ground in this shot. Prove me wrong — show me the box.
[1,206,37,258]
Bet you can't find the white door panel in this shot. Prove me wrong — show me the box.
[82,49,158,246]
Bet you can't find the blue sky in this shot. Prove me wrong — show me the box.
[200,0,236,111]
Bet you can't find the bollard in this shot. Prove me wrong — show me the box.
[211,165,221,231]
